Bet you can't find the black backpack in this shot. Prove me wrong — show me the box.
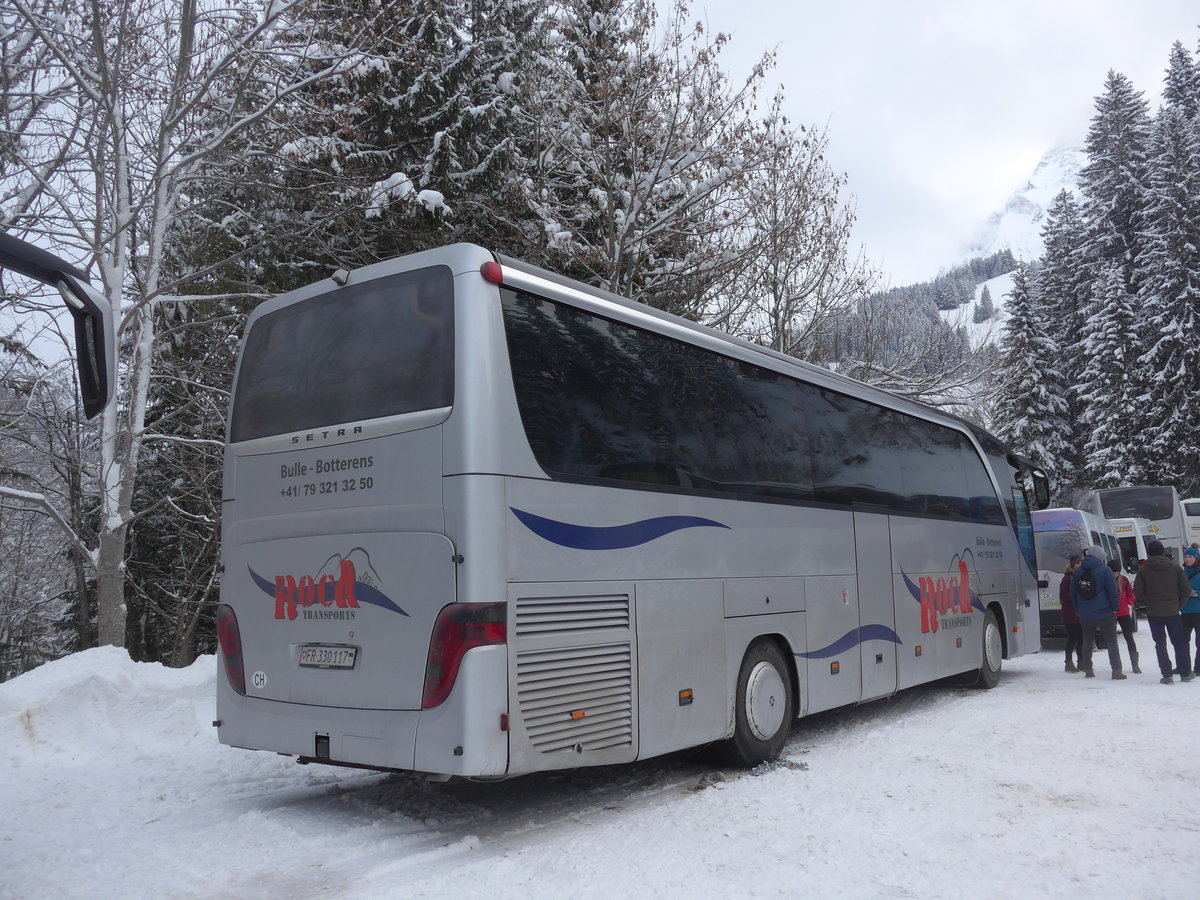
[1076,569,1098,599]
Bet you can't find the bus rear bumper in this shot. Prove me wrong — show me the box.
[215,644,509,778]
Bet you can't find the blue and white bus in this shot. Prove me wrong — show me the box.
[214,245,1049,779]
[1032,508,1123,638]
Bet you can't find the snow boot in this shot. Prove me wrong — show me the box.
[1161,675,1175,684]
[1112,670,1127,680]
[1065,660,1078,673]
[1131,652,1141,674]
[1084,668,1095,678]
[1182,672,1196,683]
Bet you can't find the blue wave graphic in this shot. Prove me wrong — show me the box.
[795,624,903,659]
[510,507,731,550]
[248,566,409,617]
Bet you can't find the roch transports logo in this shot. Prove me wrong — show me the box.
[247,549,410,620]
[902,551,984,635]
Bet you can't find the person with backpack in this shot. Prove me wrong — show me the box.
[1133,540,1193,684]
[1108,558,1141,673]
[1179,547,1200,677]
[1071,545,1124,679]
[1060,553,1085,672]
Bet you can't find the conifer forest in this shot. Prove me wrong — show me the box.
[1,1,1198,675]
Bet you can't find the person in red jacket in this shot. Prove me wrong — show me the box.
[1060,553,1084,673]
[1109,558,1141,673]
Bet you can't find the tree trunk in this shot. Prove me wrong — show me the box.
[94,522,128,647]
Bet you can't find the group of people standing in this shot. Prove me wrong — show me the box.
[1059,541,1200,683]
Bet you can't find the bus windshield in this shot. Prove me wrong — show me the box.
[229,265,454,442]
[1094,486,1175,520]
[1035,529,1086,574]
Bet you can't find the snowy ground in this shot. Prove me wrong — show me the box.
[4,633,1198,900]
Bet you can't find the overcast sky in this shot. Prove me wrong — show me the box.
[695,0,1200,285]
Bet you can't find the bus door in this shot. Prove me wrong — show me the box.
[856,511,898,701]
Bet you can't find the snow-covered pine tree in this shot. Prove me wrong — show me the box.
[973,285,995,323]
[1037,191,1090,338]
[193,0,546,290]
[1031,189,1090,482]
[1163,40,1197,119]
[364,0,547,259]
[991,265,1073,499]
[1077,262,1142,487]
[1079,70,1152,293]
[1132,104,1200,495]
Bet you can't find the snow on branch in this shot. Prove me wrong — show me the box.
[0,485,96,567]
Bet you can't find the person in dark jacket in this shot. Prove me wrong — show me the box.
[1060,554,1084,672]
[1133,540,1193,684]
[1179,547,1200,676]
[1071,545,1124,679]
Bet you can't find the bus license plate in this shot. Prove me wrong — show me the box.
[299,645,357,669]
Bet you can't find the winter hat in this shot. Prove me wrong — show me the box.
[1085,544,1105,560]
[1108,559,1122,573]
[1184,547,1200,565]
[1147,540,1165,557]
[1069,553,1084,564]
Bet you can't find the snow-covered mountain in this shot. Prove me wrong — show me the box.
[961,144,1087,265]
[933,144,1086,346]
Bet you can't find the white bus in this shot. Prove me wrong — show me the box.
[1110,517,1154,574]
[1183,498,1200,547]
[1032,508,1122,638]
[1077,485,1189,559]
[214,244,1049,779]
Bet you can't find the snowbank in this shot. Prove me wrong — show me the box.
[3,636,1198,899]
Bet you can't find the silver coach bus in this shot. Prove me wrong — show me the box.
[214,244,1049,779]
[1077,485,1189,559]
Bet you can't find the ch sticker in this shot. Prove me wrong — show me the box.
[252,671,268,690]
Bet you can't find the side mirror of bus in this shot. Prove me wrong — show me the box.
[1031,469,1051,510]
[0,233,115,419]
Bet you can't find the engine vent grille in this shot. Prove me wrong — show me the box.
[516,643,633,753]
[514,594,630,637]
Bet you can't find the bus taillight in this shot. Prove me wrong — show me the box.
[216,604,246,696]
[422,603,506,709]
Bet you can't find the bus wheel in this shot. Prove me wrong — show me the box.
[720,639,794,767]
[974,608,1003,689]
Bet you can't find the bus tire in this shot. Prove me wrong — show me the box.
[719,639,794,767]
[973,608,1003,689]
